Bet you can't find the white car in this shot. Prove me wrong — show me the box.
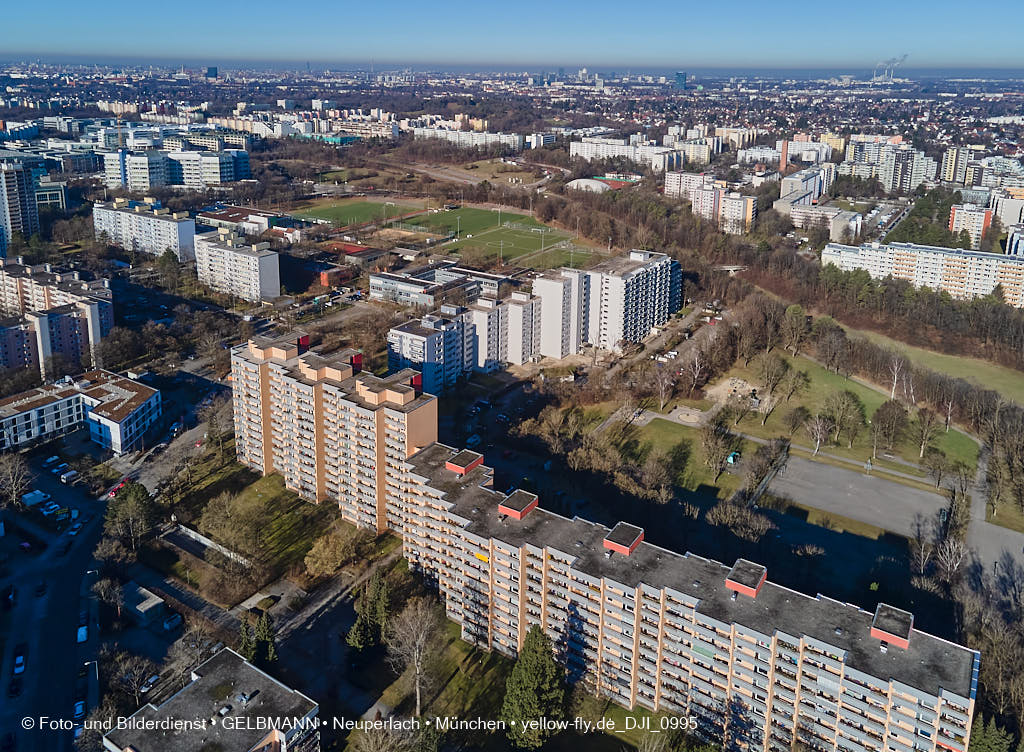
[76,625,88,644]
[140,674,160,694]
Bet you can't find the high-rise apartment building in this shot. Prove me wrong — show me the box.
[387,305,476,395]
[720,193,758,234]
[531,268,589,359]
[585,251,677,351]
[822,241,1024,307]
[230,340,979,752]
[230,335,437,533]
[948,204,993,250]
[467,292,542,371]
[878,145,937,194]
[1008,224,1024,257]
[194,231,280,302]
[103,150,168,192]
[939,147,981,185]
[570,137,682,172]
[0,162,39,257]
[93,198,196,260]
[664,171,714,199]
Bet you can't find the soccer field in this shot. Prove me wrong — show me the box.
[291,199,417,226]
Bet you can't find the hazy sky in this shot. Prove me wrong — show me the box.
[3,0,1024,71]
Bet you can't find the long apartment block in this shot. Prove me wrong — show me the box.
[230,334,436,533]
[231,334,978,752]
[393,444,977,752]
[822,241,1024,307]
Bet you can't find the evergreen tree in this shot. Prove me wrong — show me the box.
[347,610,375,650]
[371,572,391,635]
[238,622,256,661]
[501,625,566,749]
[252,612,277,666]
[987,717,1013,752]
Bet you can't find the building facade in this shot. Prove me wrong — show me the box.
[93,198,196,260]
[948,205,992,251]
[194,231,280,302]
[822,241,1024,307]
[387,306,476,395]
[412,127,524,152]
[394,443,977,752]
[0,370,160,455]
[531,268,589,359]
[230,335,437,533]
[0,162,39,257]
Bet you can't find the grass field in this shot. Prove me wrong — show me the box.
[291,198,419,226]
[406,207,594,267]
[843,325,1024,405]
[638,418,752,499]
[720,353,979,471]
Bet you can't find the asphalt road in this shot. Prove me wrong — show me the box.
[0,463,106,752]
[769,455,947,538]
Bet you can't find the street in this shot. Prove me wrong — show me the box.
[0,463,106,752]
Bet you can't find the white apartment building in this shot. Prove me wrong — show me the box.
[879,146,937,194]
[570,137,682,172]
[93,198,195,260]
[387,305,476,395]
[948,204,992,251]
[531,268,589,359]
[166,150,249,188]
[719,193,758,235]
[1008,225,1024,257]
[989,189,1024,227]
[103,150,168,192]
[822,241,1024,307]
[411,127,524,152]
[690,185,722,222]
[585,251,677,351]
[467,292,541,371]
[664,171,714,199]
[0,162,39,257]
[194,232,280,302]
[0,369,160,455]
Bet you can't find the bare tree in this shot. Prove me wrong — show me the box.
[0,452,31,512]
[911,408,941,459]
[114,651,158,708]
[824,390,864,447]
[888,351,906,400]
[682,348,706,396]
[805,414,833,456]
[385,597,444,717]
[909,513,936,576]
[755,352,790,425]
[701,421,735,482]
[352,726,412,752]
[92,578,124,619]
[935,538,969,584]
[646,362,675,412]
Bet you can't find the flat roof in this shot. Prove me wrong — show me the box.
[727,559,767,590]
[0,370,158,424]
[605,521,643,549]
[407,444,978,700]
[105,649,317,752]
[502,489,539,514]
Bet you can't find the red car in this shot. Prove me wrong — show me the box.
[108,480,128,498]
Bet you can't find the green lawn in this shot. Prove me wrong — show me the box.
[526,247,598,269]
[843,325,1024,405]
[292,199,418,226]
[406,207,521,236]
[638,419,751,499]
[721,353,979,471]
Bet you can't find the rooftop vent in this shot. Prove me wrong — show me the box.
[725,559,768,600]
[603,522,644,556]
[871,603,913,650]
[498,490,539,521]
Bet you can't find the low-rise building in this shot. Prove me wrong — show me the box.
[0,369,161,454]
[369,261,514,307]
[412,127,524,152]
[194,231,280,302]
[103,648,320,752]
[93,198,195,260]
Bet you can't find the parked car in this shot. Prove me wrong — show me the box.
[7,676,22,698]
[140,674,160,694]
[73,700,86,719]
[12,644,26,675]
[51,463,69,475]
[42,455,60,467]
[67,522,83,536]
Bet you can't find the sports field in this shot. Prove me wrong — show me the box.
[407,207,595,267]
[291,198,418,226]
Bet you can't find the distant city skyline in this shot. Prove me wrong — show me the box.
[3,0,1024,71]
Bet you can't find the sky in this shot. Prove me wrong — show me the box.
[3,0,1024,73]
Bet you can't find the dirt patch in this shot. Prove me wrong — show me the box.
[706,376,756,404]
